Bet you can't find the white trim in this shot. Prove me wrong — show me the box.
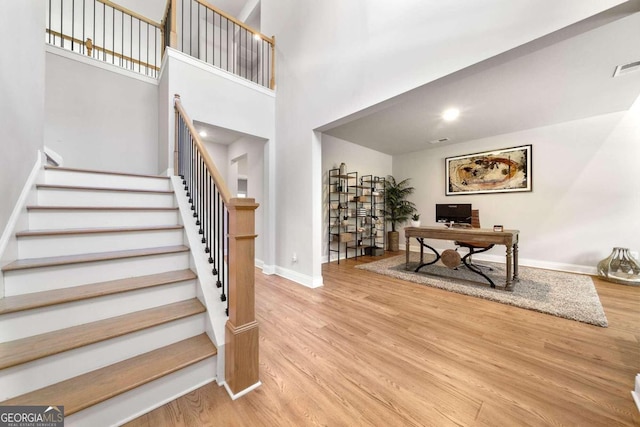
[164,48,275,97]
[222,380,262,400]
[43,146,63,166]
[261,264,276,275]
[0,151,43,298]
[170,176,228,347]
[632,374,640,412]
[255,258,264,269]
[275,266,324,288]
[45,44,158,86]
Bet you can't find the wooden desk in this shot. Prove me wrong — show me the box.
[404,226,519,290]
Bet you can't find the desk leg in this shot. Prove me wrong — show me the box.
[513,242,519,282]
[505,245,513,291]
[405,236,410,270]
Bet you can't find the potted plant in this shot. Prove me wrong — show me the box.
[411,213,421,227]
[383,176,417,251]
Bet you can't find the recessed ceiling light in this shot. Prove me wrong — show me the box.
[428,137,450,144]
[442,108,460,122]
[199,130,207,137]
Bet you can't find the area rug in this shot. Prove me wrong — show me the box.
[356,253,608,327]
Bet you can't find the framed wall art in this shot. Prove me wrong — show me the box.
[446,145,532,195]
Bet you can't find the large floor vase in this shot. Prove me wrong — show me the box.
[597,247,640,286]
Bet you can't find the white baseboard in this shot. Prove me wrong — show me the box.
[254,260,277,275]
[261,264,276,275]
[222,380,262,400]
[632,374,640,413]
[275,266,323,288]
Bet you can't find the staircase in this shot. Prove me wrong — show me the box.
[0,166,218,426]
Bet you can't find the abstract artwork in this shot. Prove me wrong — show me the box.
[446,145,532,195]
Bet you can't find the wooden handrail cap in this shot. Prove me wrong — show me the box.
[228,198,259,210]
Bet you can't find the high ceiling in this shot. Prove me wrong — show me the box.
[321,5,640,155]
[115,1,640,155]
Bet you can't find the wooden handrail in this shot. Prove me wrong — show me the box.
[45,29,160,72]
[97,0,162,29]
[173,95,232,203]
[90,40,160,72]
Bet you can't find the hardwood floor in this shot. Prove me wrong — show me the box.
[125,253,640,426]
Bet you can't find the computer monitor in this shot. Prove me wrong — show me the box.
[436,203,472,224]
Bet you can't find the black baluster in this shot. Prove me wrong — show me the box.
[220,199,226,299]
[208,175,214,263]
[215,190,221,281]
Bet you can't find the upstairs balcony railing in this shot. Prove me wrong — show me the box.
[163,0,275,89]
[45,0,275,89]
[46,0,162,77]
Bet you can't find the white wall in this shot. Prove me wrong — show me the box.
[394,102,640,274]
[44,48,159,175]
[159,48,276,270]
[0,1,45,237]
[261,0,625,286]
[203,141,229,181]
[202,137,266,265]
[322,134,392,262]
[228,136,266,264]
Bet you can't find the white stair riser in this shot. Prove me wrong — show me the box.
[37,188,175,208]
[65,357,216,427]
[17,229,184,259]
[3,252,190,296]
[28,209,180,229]
[44,170,171,191]
[0,280,197,342]
[0,314,206,400]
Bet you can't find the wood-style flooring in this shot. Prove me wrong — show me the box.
[126,253,640,426]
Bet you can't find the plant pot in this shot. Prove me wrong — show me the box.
[410,220,421,227]
[387,231,400,251]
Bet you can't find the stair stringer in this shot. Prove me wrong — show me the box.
[0,152,44,299]
[171,175,228,384]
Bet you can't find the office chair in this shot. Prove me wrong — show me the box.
[455,209,494,272]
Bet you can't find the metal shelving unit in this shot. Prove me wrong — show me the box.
[328,169,385,263]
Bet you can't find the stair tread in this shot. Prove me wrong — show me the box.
[1,334,216,415]
[0,269,197,315]
[27,206,179,211]
[1,245,190,272]
[44,165,170,180]
[36,184,174,194]
[0,299,206,369]
[16,225,183,238]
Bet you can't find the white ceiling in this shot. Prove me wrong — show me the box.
[116,1,640,156]
[321,5,640,155]
[193,120,246,145]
